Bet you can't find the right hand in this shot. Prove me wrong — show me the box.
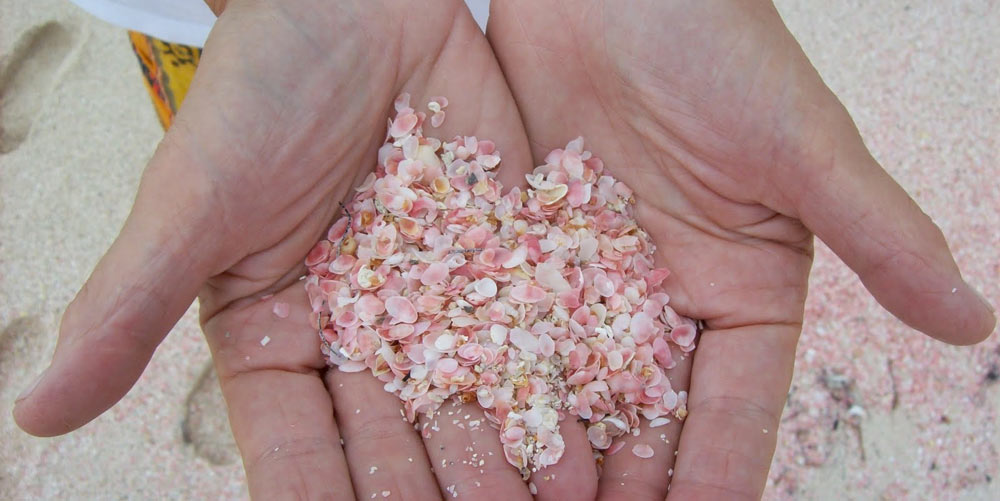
[13,1,597,498]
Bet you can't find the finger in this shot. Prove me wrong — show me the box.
[780,118,995,344]
[206,288,353,500]
[530,418,598,500]
[597,347,693,500]
[419,399,532,500]
[667,325,797,500]
[327,370,441,500]
[13,144,227,436]
[222,371,352,500]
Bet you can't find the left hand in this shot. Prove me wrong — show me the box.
[486,0,996,498]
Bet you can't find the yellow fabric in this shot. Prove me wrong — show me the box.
[128,31,201,129]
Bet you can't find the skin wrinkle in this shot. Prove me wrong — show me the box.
[832,200,898,275]
[199,203,332,317]
[412,6,462,81]
[338,413,422,452]
[69,276,172,354]
[203,304,326,375]
[731,214,812,249]
[669,477,759,501]
[619,73,772,210]
[446,466,531,499]
[688,446,758,483]
[196,80,382,315]
[604,16,827,218]
[245,436,343,499]
[688,395,783,429]
[148,129,248,266]
[648,158,766,239]
[569,7,634,173]
[633,167,809,259]
[216,354,323,380]
[509,2,547,68]
[598,475,668,501]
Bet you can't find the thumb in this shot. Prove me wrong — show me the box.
[13,143,227,436]
[782,109,995,346]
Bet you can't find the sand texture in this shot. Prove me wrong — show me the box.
[1,0,997,499]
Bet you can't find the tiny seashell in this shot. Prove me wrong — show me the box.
[489,324,508,344]
[393,93,411,112]
[430,111,446,128]
[502,245,528,269]
[428,96,448,109]
[603,416,628,432]
[434,333,457,351]
[649,417,671,428]
[421,262,450,286]
[474,277,498,297]
[594,274,616,297]
[605,440,626,456]
[535,261,570,293]
[389,112,418,139]
[536,184,569,205]
[632,444,655,459]
[509,328,540,353]
[385,296,417,324]
[670,324,697,347]
[510,284,546,303]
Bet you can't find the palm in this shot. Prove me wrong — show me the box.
[488,0,994,498]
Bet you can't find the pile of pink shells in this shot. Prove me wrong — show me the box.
[304,94,697,476]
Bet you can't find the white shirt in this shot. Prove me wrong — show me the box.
[70,0,490,47]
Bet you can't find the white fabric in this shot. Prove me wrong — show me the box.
[69,0,490,47]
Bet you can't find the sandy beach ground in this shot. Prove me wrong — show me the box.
[1,0,997,499]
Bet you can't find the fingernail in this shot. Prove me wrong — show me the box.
[15,368,47,403]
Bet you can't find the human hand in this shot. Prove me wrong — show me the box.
[486,0,996,498]
[12,0,603,498]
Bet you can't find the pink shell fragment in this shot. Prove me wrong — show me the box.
[385,296,417,324]
[670,324,697,346]
[606,440,626,456]
[510,284,547,303]
[421,262,450,286]
[272,302,290,319]
[389,112,418,139]
[632,444,655,459]
[430,111,446,128]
